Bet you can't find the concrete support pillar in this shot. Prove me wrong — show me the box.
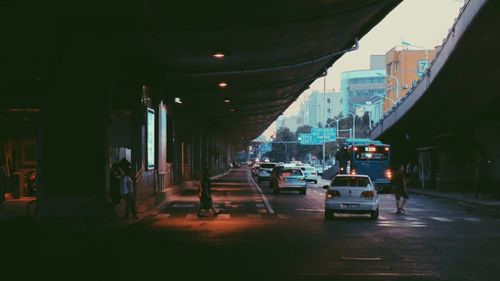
[38,72,112,219]
[37,31,116,220]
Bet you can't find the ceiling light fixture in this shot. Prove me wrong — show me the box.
[224,99,231,103]
[229,108,235,112]
[218,82,228,88]
[174,97,182,104]
[213,52,225,59]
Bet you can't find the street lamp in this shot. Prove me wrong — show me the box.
[346,112,356,139]
[353,102,372,130]
[373,94,396,106]
[376,73,400,100]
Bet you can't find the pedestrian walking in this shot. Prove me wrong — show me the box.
[0,164,7,218]
[122,168,138,220]
[110,160,122,218]
[197,169,219,217]
[392,164,409,213]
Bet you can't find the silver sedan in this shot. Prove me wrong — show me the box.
[323,174,379,219]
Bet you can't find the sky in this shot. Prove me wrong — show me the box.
[261,0,464,139]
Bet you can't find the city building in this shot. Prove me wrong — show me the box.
[383,45,439,112]
[307,90,342,128]
[340,56,386,124]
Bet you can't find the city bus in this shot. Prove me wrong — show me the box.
[335,138,392,193]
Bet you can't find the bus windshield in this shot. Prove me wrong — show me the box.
[354,146,388,161]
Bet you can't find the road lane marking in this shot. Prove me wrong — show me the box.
[172,204,195,208]
[429,217,453,222]
[248,172,275,214]
[341,257,382,261]
[296,208,323,212]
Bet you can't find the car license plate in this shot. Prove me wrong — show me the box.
[343,204,359,209]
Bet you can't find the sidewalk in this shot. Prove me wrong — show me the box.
[409,188,500,211]
[0,169,231,233]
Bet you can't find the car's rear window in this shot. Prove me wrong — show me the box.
[280,169,303,176]
[331,177,370,187]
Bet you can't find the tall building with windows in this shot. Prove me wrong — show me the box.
[340,69,386,123]
[383,46,439,112]
[307,90,341,128]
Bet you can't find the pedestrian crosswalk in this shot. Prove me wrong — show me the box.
[157,208,483,226]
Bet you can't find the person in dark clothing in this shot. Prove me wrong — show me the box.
[110,161,122,218]
[392,164,409,213]
[122,168,138,220]
[0,164,7,218]
[198,169,219,217]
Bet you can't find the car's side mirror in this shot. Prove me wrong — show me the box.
[323,185,329,190]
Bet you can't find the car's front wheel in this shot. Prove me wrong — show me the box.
[370,208,379,220]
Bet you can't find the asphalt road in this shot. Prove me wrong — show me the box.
[2,168,499,281]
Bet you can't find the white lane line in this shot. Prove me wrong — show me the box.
[296,208,323,212]
[429,217,453,222]
[172,204,195,208]
[464,217,481,222]
[248,172,275,214]
[341,257,382,261]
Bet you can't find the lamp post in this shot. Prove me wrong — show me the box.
[376,73,400,100]
[373,94,396,106]
[346,112,356,139]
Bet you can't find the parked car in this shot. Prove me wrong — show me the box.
[323,174,379,220]
[300,166,318,183]
[314,165,324,176]
[257,162,277,183]
[270,166,306,194]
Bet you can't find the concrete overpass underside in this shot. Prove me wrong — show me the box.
[370,0,500,195]
[1,0,403,218]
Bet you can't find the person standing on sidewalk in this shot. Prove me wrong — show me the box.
[0,164,7,218]
[392,164,409,214]
[198,168,219,217]
[122,168,138,220]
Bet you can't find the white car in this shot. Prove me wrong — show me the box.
[257,163,277,183]
[323,174,379,220]
[300,166,318,183]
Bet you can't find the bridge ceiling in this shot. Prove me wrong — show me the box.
[1,0,402,141]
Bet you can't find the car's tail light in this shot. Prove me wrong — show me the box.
[385,169,392,180]
[351,169,356,175]
[326,190,340,198]
[361,191,375,198]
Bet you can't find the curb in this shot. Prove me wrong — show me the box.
[409,189,500,210]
